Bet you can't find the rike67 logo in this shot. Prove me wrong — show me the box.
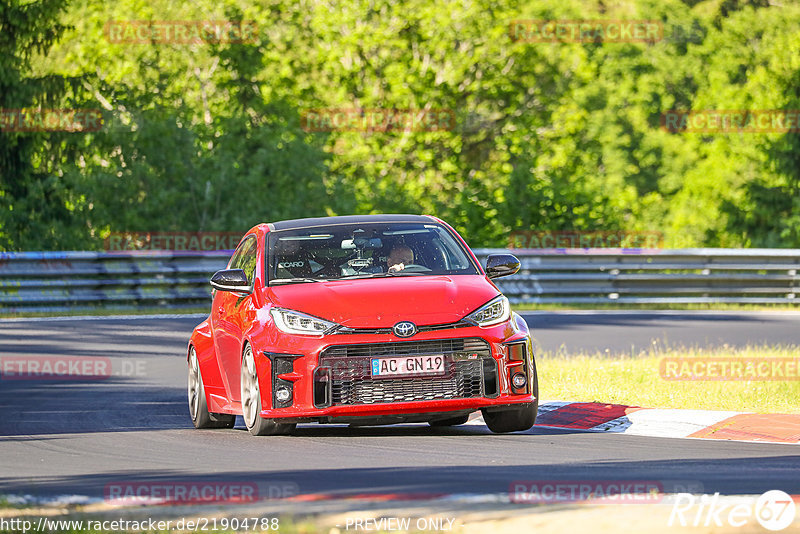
[669,490,797,531]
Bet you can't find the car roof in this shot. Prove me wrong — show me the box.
[267,214,437,231]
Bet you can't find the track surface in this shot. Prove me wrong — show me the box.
[0,313,799,503]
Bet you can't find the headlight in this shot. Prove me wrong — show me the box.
[269,308,338,335]
[465,295,510,327]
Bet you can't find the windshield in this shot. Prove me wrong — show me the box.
[267,222,479,284]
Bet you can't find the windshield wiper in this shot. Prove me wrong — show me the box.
[269,277,325,285]
[337,271,426,280]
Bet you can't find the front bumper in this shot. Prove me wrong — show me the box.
[250,314,535,422]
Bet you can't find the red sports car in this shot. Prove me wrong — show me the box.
[187,214,538,435]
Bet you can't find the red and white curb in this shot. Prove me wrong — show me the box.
[467,401,800,444]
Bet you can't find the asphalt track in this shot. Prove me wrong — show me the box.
[0,312,799,505]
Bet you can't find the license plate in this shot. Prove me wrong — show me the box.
[371,355,446,378]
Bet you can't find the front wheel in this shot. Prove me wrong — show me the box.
[240,345,296,436]
[188,347,235,429]
[482,403,537,433]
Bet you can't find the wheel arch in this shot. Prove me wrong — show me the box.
[240,339,273,415]
[188,323,226,399]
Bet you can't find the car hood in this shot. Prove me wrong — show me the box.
[268,275,499,327]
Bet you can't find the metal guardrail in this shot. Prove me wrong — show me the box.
[478,248,800,305]
[0,251,231,313]
[0,248,798,313]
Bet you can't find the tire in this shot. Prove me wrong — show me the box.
[482,360,539,434]
[188,347,235,429]
[483,403,537,433]
[240,344,296,436]
[429,414,470,427]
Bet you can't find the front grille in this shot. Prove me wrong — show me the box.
[315,338,496,406]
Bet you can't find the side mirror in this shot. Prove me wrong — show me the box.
[485,254,521,279]
[210,269,251,293]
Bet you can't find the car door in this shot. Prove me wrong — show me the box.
[212,235,258,401]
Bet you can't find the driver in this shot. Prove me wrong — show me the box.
[387,244,414,273]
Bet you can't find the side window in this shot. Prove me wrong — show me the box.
[228,238,248,270]
[229,235,258,284]
[239,239,258,284]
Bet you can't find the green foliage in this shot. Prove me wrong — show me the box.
[0,0,93,249]
[2,0,800,250]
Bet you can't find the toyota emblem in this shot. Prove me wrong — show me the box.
[392,321,417,338]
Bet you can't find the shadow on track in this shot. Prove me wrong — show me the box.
[0,380,190,436]
[3,455,799,502]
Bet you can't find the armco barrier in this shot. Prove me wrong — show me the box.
[0,248,797,313]
[481,248,800,305]
[0,251,231,314]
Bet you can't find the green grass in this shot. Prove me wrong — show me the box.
[0,496,25,509]
[538,344,800,413]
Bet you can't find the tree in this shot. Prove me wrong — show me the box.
[0,0,92,250]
